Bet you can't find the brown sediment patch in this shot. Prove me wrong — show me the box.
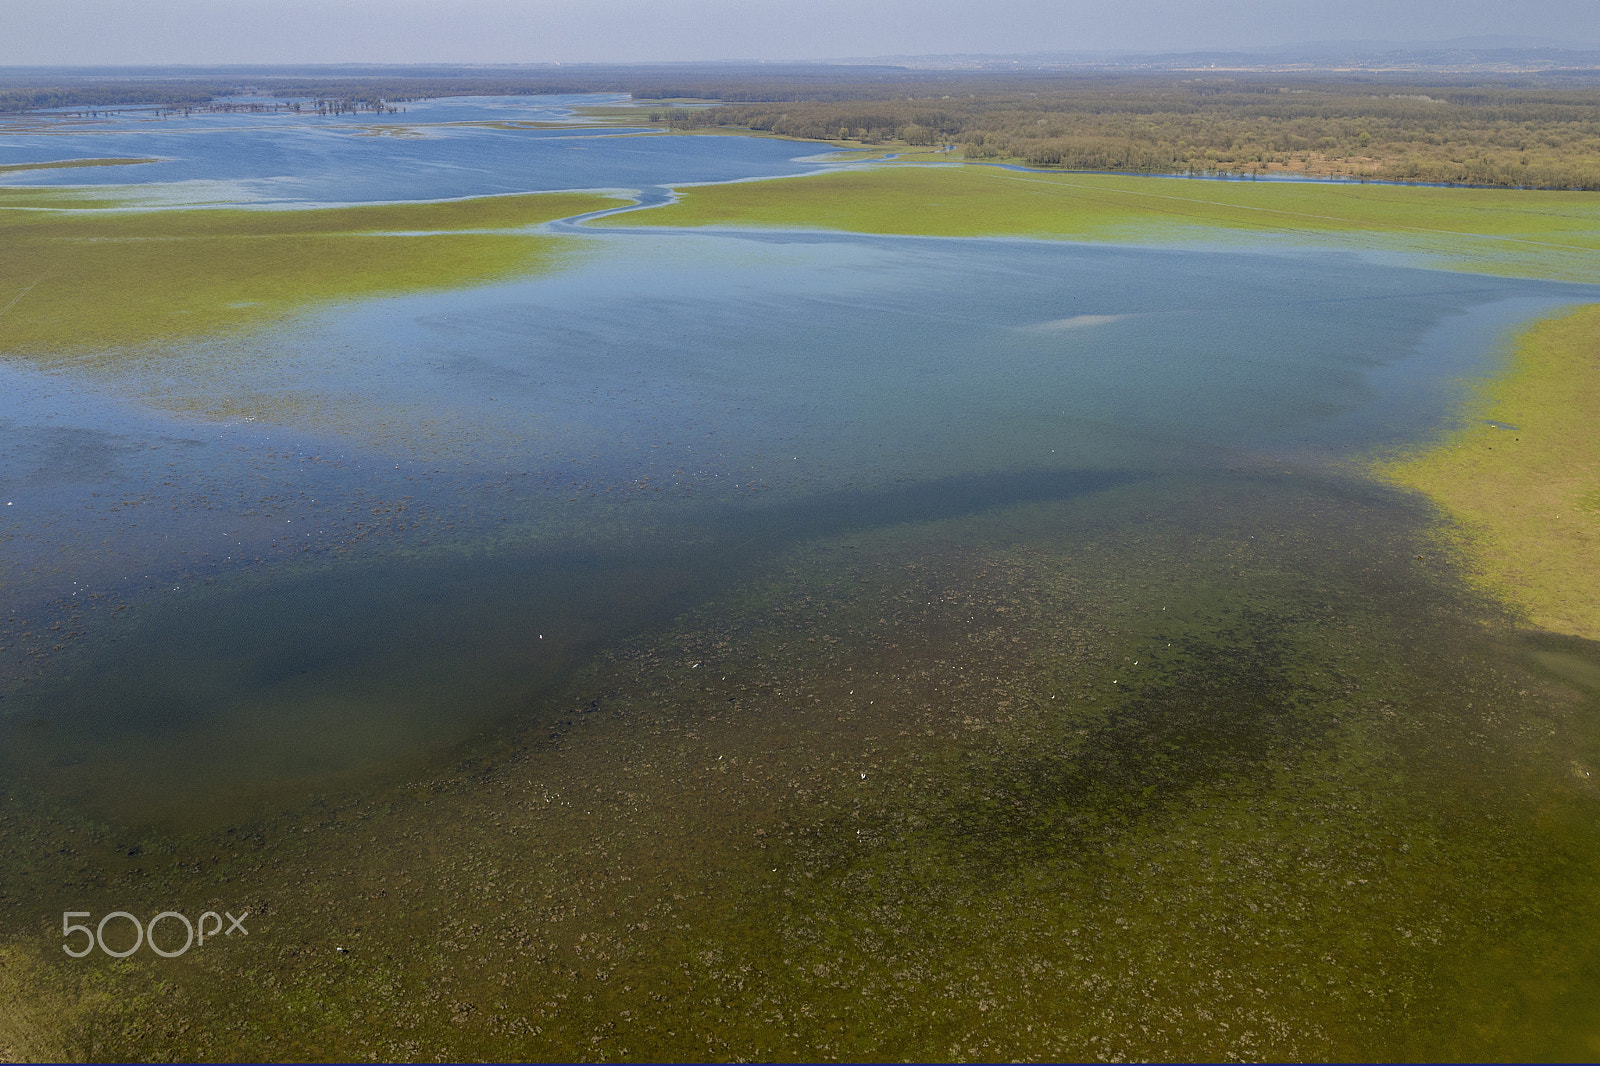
[1378,303,1600,641]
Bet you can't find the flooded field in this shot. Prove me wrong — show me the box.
[3,95,1600,1061]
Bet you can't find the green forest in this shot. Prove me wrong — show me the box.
[652,76,1600,189]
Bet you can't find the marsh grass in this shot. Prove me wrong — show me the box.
[602,163,1600,281]
[1380,304,1600,641]
[0,191,620,359]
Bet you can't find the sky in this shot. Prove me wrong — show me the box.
[2,0,1598,66]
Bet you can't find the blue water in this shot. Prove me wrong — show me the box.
[243,232,1591,485]
[10,233,1581,595]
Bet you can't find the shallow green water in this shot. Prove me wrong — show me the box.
[6,469,1600,1061]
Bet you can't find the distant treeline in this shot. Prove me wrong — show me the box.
[6,67,1600,188]
[0,79,512,113]
[0,65,1010,112]
[0,67,945,114]
[0,84,218,112]
[647,76,1600,189]
[148,98,403,117]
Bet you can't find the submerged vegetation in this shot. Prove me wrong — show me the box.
[5,478,1600,1061]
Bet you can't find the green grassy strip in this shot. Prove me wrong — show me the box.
[0,157,159,174]
[1378,305,1600,641]
[598,163,1600,282]
[0,190,620,359]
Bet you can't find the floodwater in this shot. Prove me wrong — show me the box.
[3,96,1600,1062]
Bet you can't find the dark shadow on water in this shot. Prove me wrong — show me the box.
[945,601,1342,869]
[0,464,1143,828]
[713,466,1139,546]
[1521,630,1600,701]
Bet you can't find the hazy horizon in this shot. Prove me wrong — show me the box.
[4,1,1598,67]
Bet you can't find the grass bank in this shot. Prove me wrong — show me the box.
[598,163,1600,282]
[0,189,620,360]
[1380,304,1600,641]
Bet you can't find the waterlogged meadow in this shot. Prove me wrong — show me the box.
[2,94,1600,1061]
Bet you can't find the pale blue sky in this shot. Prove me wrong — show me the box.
[3,0,1597,66]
